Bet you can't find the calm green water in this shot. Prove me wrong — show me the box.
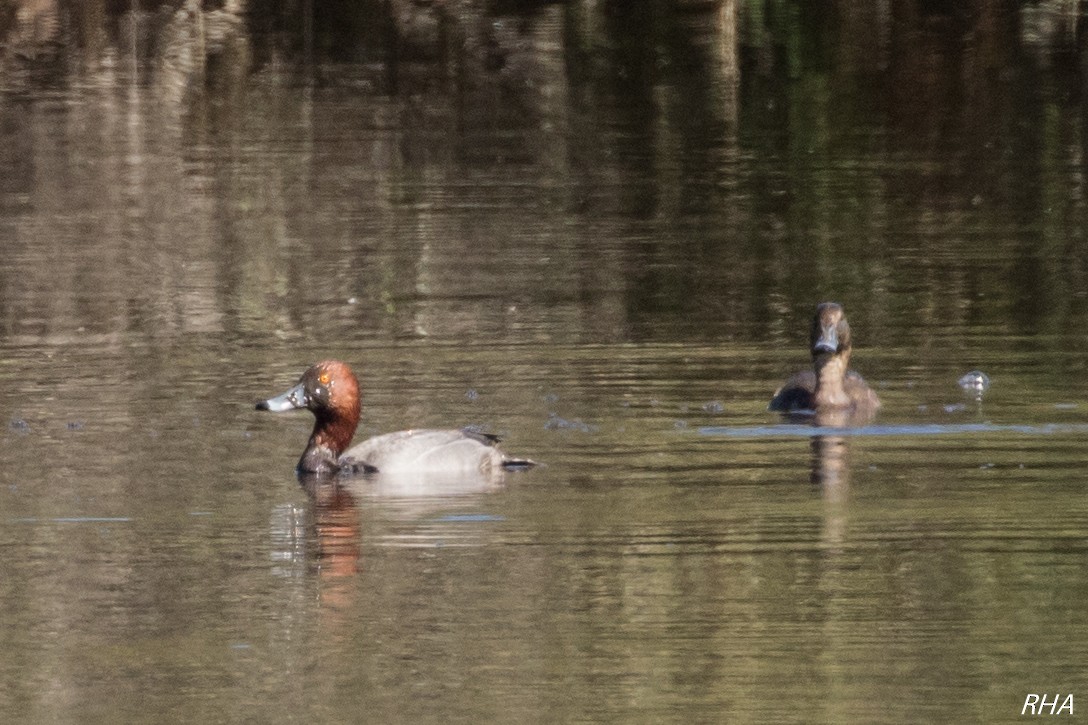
[1,2,1087,723]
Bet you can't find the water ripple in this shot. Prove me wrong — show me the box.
[699,423,1088,438]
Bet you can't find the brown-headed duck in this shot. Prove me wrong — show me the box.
[769,302,880,420]
[256,360,535,476]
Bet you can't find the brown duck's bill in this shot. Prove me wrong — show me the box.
[812,325,839,354]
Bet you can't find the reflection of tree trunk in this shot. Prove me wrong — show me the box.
[8,0,62,61]
[718,0,738,128]
[302,0,314,83]
[155,0,250,110]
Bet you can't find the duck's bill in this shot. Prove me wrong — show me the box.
[255,383,308,412]
[812,326,839,355]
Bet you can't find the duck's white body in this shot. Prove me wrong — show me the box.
[340,429,516,475]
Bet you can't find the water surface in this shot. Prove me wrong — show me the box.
[1,2,1087,723]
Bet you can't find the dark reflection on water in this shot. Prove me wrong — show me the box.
[2,0,1088,722]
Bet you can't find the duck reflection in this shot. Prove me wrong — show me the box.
[801,402,861,501]
[299,476,362,580]
[345,468,506,502]
[296,467,508,582]
[809,426,849,491]
[813,429,850,563]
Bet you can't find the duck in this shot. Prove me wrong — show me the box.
[256,360,535,476]
[769,302,880,420]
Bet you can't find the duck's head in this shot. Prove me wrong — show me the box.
[256,360,361,473]
[809,302,852,362]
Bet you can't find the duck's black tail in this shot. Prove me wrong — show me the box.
[462,427,537,469]
[502,457,538,471]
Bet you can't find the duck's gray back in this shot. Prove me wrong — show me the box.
[340,429,505,474]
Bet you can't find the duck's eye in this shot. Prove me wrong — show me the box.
[319,372,330,386]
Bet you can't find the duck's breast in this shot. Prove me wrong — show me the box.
[340,429,504,474]
[844,370,881,410]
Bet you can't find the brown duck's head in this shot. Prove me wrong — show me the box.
[809,302,852,360]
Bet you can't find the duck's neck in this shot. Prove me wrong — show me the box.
[298,412,357,474]
[813,352,851,408]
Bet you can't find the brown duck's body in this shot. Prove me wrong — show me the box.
[769,302,880,420]
[769,369,881,413]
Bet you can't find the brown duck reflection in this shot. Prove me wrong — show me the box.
[802,381,864,494]
[810,429,849,492]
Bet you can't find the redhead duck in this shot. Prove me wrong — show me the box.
[769,302,880,420]
[256,360,535,476]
